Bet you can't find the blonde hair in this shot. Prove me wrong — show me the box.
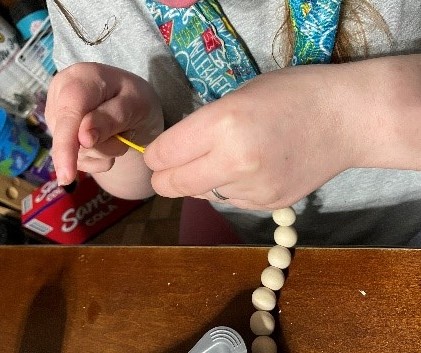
[273,0,393,67]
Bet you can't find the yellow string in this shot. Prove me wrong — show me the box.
[115,134,146,153]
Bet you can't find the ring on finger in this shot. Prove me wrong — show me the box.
[211,188,229,201]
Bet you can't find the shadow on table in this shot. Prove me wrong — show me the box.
[163,289,290,353]
[17,272,67,353]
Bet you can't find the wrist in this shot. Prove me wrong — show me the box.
[359,55,421,170]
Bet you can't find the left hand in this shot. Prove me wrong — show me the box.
[45,62,163,199]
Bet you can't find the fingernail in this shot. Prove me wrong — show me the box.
[56,170,69,187]
[63,180,77,193]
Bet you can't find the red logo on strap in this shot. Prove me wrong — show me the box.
[201,27,222,53]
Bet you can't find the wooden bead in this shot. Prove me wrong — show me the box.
[272,207,296,226]
[250,310,275,336]
[268,245,291,269]
[251,335,277,353]
[248,209,298,353]
[274,225,298,248]
[252,287,277,311]
[261,266,285,291]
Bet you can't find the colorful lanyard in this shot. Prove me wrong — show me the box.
[145,0,342,102]
[145,0,260,103]
[289,0,341,65]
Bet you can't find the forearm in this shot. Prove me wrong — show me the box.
[338,54,421,171]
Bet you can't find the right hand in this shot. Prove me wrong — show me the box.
[45,62,164,187]
[144,55,420,210]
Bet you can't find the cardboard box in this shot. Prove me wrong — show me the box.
[0,175,36,211]
[21,173,144,244]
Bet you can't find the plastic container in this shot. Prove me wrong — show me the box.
[0,15,37,116]
[0,108,40,177]
[0,14,19,64]
[10,0,56,75]
[10,1,48,40]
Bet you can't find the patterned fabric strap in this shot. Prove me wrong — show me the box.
[289,0,342,65]
[145,0,260,103]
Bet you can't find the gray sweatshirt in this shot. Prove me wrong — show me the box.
[47,0,421,246]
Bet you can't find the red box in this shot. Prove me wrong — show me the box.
[21,173,144,244]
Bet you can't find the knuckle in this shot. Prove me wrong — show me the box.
[225,146,261,177]
[144,138,168,170]
[168,171,189,196]
[55,106,82,125]
[64,62,96,79]
[151,170,189,197]
[150,173,171,196]
[216,108,238,133]
[216,112,262,176]
[236,150,261,174]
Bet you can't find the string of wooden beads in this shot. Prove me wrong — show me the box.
[250,206,297,353]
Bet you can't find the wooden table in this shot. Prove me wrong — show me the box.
[0,246,420,353]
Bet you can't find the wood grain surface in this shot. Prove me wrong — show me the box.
[0,246,420,353]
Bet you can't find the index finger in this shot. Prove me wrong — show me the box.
[144,103,216,171]
[45,63,119,185]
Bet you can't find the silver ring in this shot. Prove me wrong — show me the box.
[212,188,229,200]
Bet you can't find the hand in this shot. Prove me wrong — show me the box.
[144,56,417,210]
[45,62,163,198]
